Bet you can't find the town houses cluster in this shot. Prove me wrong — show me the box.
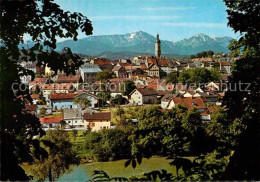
[19,33,235,131]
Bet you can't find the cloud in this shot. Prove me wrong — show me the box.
[162,22,227,28]
[141,7,195,11]
[90,15,181,21]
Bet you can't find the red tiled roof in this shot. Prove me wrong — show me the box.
[84,112,111,121]
[30,78,47,84]
[50,93,77,100]
[157,90,172,96]
[134,88,158,96]
[50,91,98,100]
[25,104,37,111]
[119,63,131,67]
[109,78,131,82]
[147,57,157,65]
[158,59,168,67]
[39,116,63,124]
[57,75,81,83]
[93,58,112,65]
[141,64,148,69]
[220,62,231,66]
[147,84,158,91]
[32,84,73,90]
[34,78,47,82]
[173,97,206,110]
[31,94,39,99]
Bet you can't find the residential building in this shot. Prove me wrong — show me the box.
[90,58,113,70]
[63,108,84,129]
[79,63,101,83]
[39,116,63,130]
[50,92,99,110]
[129,87,158,105]
[158,58,171,75]
[220,62,231,74]
[83,112,111,131]
[31,83,74,100]
[167,97,211,120]
[57,75,82,89]
[112,66,127,78]
[161,94,175,109]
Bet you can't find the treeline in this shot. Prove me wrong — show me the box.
[188,50,215,59]
[166,67,221,85]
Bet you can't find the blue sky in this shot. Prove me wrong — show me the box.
[54,0,238,41]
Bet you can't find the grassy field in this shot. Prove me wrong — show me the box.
[44,112,63,117]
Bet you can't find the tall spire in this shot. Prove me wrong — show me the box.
[155,32,161,58]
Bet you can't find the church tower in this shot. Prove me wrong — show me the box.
[155,33,161,58]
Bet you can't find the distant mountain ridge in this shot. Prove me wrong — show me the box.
[55,31,233,59]
[21,31,233,59]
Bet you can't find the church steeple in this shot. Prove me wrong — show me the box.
[155,33,161,58]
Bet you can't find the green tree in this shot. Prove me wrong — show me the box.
[188,55,196,59]
[96,69,115,82]
[32,129,79,181]
[222,0,260,180]
[72,129,78,141]
[120,80,136,97]
[209,68,221,82]
[84,129,131,161]
[207,50,214,57]
[166,72,178,84]
[97,91,111,108]
[163,106,201,179]
[34,85,41,94]
[178,68,215,85]
[73,97,91,110]
[0,0,93,180]
[37,94,47,105]
[39,107,46,115]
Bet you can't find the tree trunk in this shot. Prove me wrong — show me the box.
[48,167,52,182]
[175,154,179,180]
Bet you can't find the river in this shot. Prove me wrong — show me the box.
[23,157,177,181]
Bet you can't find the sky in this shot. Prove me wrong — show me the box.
[52,0,239,42]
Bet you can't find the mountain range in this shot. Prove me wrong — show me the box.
[22,31,233,60]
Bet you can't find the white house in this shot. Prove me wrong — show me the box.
[129,88,158,105]
[63,108,84,129]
